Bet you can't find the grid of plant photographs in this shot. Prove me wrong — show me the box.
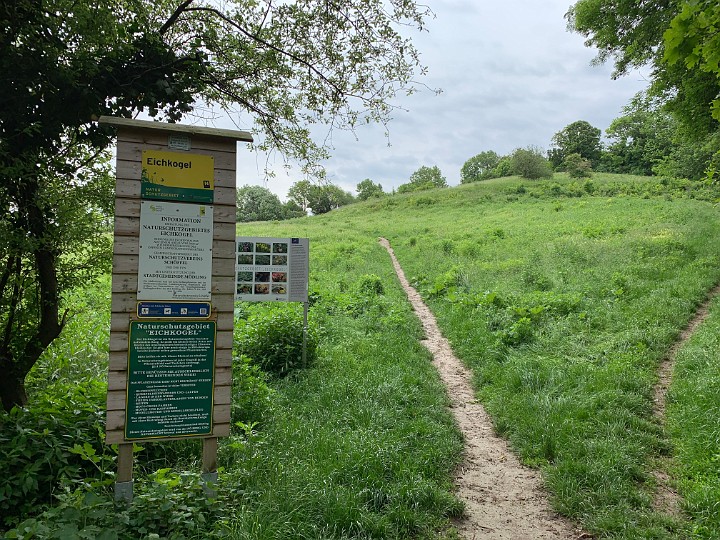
[236,240,289,296]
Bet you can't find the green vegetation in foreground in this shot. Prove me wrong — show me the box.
[666,296,720,540]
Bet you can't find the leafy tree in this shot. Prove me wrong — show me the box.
[307,184,355,214]
[236,185,287,222]
[664,2,720,123]
[492,156,514,178]
[511,147,553,179]
[287,180,314,212]
[356,179,385,200]
[567,0,719,142]
[601,93,675,176]
[566,1,672,77]
[549,120,602,169]
[599,91,720,180]
[397,165,447,193]
[0,140,114,411]
[460,151,500,183]
[411,165,448,188]
[653,131,720,181]
[0,0,432,410]
[664,1,720,178]
[288,181,353,214]
[282,200,307,219]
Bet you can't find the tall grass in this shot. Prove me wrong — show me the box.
[224,223,464,539]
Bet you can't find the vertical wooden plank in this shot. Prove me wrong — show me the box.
[115,443,134,503]
[202,437,218,473]
[117,443,134,482]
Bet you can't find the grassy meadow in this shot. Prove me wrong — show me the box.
[5,172,720,539]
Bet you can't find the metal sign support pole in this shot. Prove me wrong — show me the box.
[302,301,309,367]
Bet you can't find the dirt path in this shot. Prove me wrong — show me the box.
[380,238,584,540]
[650,283,720,516]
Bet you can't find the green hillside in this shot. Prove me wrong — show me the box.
[6,173,720,539]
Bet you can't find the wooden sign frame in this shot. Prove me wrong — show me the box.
[100,117,252,500]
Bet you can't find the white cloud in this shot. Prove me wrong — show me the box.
[232,0,649,197]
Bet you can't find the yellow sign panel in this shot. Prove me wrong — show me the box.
[141,150,215,203]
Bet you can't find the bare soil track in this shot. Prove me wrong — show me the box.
[650,283,720,517]
[380,238,586,540]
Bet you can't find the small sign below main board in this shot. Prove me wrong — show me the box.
[136,302,211,319]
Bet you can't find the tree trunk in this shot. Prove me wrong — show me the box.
[0,177,65,412]
[0,358,28,412]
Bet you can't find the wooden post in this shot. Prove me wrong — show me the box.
[201,437,219,497]
[100,117,251,497]
[115,443,134,503]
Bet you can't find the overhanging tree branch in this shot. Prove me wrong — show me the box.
[160,0,195,35]
[179,5,362,103]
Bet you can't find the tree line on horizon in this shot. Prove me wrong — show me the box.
[242,86,720,221]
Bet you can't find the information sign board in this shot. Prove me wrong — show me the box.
[141,150,214,203]
[235,237,309,302]
[138,201,213,301]
[137,302,211,318]
[126,321,216,440]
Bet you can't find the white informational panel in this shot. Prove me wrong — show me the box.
[235,237,309,302]
[138,201,213,300]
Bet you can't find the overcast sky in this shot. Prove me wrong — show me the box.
[227,0,650,199]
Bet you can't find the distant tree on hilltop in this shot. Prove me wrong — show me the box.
[548,121,601,169]
[461,151,500,183]
[236,185,305,222]
[602,93,675,177]
[288,181,354,214]
[356,179,385,200]
[237,185,285,222]
[398,165,447,193]
[309,184,355,214]
[511,147,553,179]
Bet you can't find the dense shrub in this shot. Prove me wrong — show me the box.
[460,151,501,183]
[493,156,514,178]
[234,304,319,376]
[357,274,385,296]
[397,165,447,193]
[563,153,593,178]
[0,381,107,529]
[511,147,553,179]
[6,470,224,539]
[231,354,274,428]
